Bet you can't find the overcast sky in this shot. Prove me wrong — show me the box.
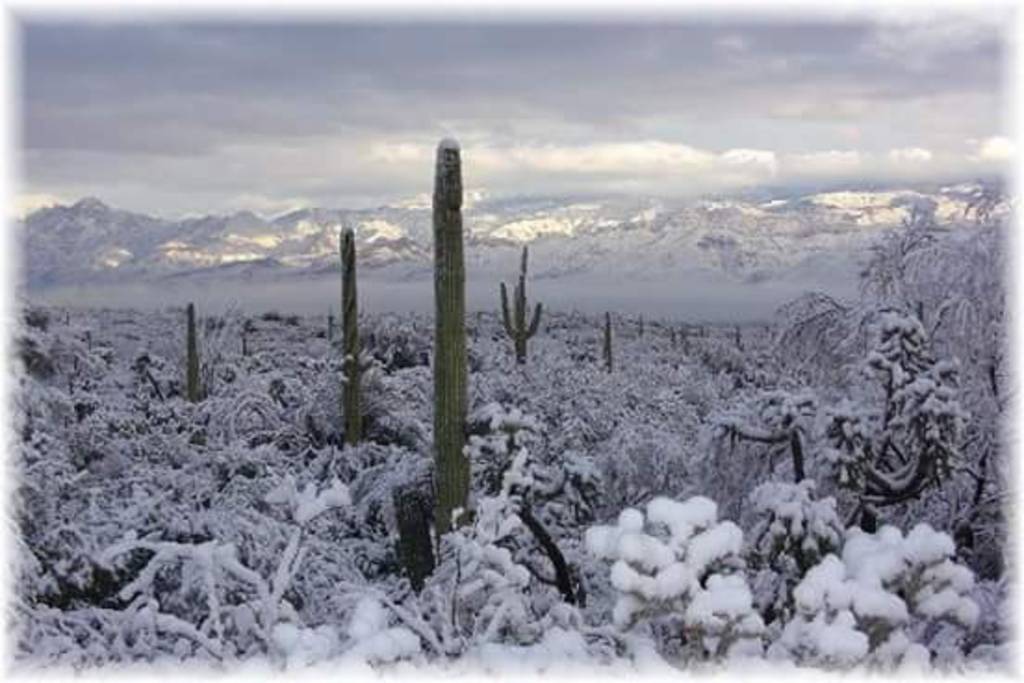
[17,11,1015,217]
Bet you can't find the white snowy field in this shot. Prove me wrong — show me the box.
[8,211,1011,674]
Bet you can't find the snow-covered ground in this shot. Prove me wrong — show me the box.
[8,204,1011,675]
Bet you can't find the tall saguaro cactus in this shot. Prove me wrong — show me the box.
[340,227,362,445]
[433,138,469,534]
[185,302,201,402]
[603,312,613,372]
[500,245,543,364]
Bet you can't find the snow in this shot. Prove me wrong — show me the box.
[265,475,352,525]
[272,623,339,666]
[10,203,1006,674]
[438,137,460,151]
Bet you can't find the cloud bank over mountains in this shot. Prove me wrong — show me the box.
[19,14,1012,218]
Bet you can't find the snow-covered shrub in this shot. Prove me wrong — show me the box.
[84,477,353,664]
[768,522,978,669]
[364,312,432,372]
[586,496,764,662]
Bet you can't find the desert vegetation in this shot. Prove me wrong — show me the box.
[10,141,1010,673]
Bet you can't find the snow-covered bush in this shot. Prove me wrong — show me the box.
[768,522,978,669]
[587,496,764,662]
[83,477,353,664]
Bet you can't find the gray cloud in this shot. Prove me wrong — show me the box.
[19,16,1012,216]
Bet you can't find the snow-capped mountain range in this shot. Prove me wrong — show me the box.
[19,183,991,292]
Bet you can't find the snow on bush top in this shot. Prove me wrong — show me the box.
[771,522,979,668]
[586,495,763,661]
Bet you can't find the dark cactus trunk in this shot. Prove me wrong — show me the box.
[433,138,470,535]
[341,228,361,446]
[393,481,436,592]
[185,302,201,403]
[790,428,806,482]
[241,319,252,357]
[603,312,613,372]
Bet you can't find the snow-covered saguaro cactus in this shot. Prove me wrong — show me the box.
[186,302,201,403]
[433,137,469,534]
[768,522,978,669]
[586,496,764,661]
[603,312,613,372]
[340,227,361,445]
[500,245,543,364]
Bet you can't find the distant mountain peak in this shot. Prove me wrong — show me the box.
[71,196,109,212]
[21,184,993,291]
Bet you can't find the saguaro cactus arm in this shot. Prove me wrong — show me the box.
[500,282,514,337]
[433,138,470,535]
[527,302,543,337]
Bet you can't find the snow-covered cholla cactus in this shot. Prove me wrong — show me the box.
[714,389,817,484]
[824,311,969,512]
[748,481,843,574]
[747,480,843,622]
[769,523,978,669]
[586,496,764,661]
